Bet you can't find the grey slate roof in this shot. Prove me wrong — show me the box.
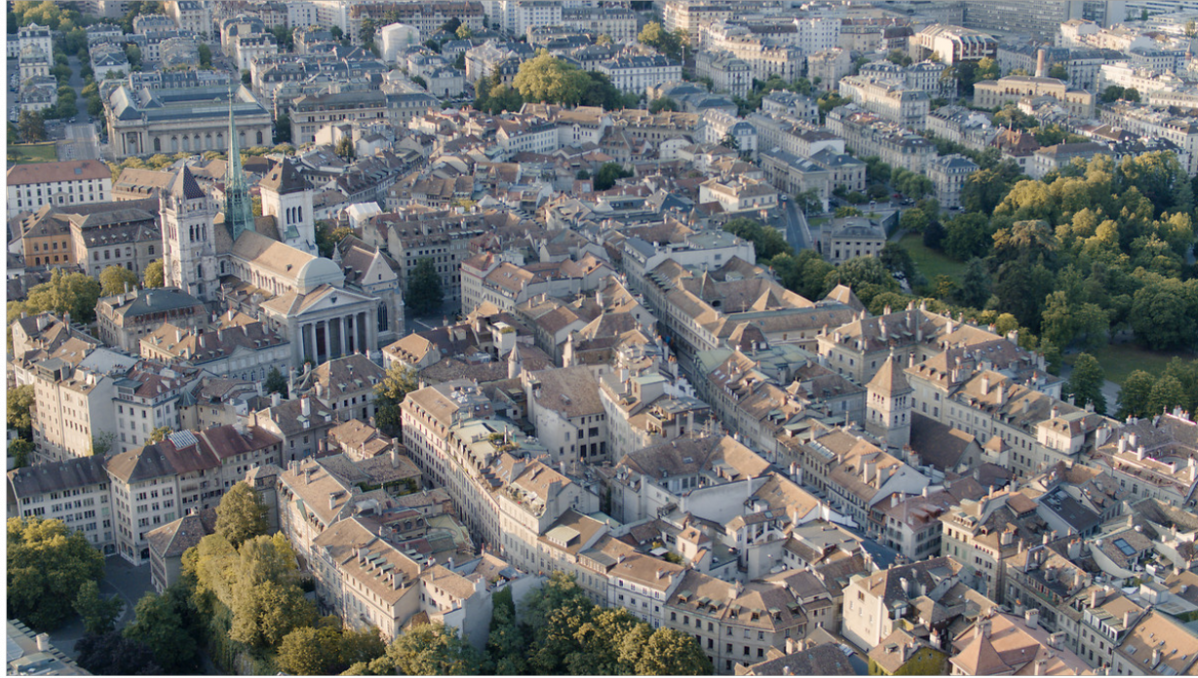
[7,456,109,497]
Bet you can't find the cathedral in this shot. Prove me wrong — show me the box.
[161,96,384,367]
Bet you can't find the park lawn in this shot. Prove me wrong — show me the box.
[898,233,967,283]
[1064,343,1186,385]
[8,142,58,163]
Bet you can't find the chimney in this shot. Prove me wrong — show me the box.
[1036,48,1047,78]
[1152,648,1162,667]
[1025,608,1040,628]
[1123,610,1134,628]
[981,374,990,395]
[900,577,910,595]
[1091,588,1101,608]
[390,446,399,468]
[1034,658,1047,676]
[35,634,50,652]
[271,392,282,408]
[302,397,311,417]
[329,492,337,511]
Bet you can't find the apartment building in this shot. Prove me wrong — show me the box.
[289,90,436,146]
[842,556,973,651]
[523,366,609,465]
[825,105,936,174]
[292,354,386,424]
[926,105,998,151]
[112,361,202,454]
[926,154,979,209]
[560,7,637,43]
[911,24,998,66]
[7,456,115,555]
[139,314,291,383]
[1100,101,1198,175]
[837,76,931,130]
[807,48,852,93]
[97,288,207,354]
[383,211,488,308]
[597,55,682,95]
[950,610,1092,676]
[759,149,832,212]
[6,160,113,219]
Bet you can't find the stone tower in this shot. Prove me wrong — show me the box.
[259,157,317,255]
[161,165,219,300]
[866,352,913,450]
[223,85,255,243]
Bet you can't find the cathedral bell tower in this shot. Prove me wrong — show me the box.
[223,83,255,243]
[866,351,913,450]
[161,165,219,300]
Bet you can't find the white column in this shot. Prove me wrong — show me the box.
[340,316,349,357]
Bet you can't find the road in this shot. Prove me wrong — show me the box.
[782,199,814,251]
[59,123,101,160]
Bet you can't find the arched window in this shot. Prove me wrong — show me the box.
[181,135,190,152]
[256,130,263,145]
[378,305,388,331]
[170,136,178,153]
[153,137,161,152]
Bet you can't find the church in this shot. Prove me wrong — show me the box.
[161,99,383,368]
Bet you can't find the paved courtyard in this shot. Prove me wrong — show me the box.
[46,556,155,660]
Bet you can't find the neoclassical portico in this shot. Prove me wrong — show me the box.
[296,309,377,365]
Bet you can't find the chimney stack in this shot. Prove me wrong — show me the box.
[1036,48,1047,78]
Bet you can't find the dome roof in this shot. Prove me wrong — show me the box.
[295,257,344,292]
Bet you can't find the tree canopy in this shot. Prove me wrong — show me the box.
[374,363,420,435]
[7,517,106,631]
[405,258,444,317]
[99,265,139,297]
[214,482,269,549]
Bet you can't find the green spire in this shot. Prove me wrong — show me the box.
[224,83,254,242]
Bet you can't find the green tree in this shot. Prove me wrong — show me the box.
[7,517,106,631]
[75,631,161,675]
[486,586,527,675]
[24,269,103,323]
[10,438,35,469]
[17,109,46,142]
[456,23,473,40]
[1100,85,1126,103]
[834,206,863,218]
[411,75,428,90]
[240,68,251,85]
[73,580,123,636]
[387,623,485,676]
[825,256,900,308]
[227,538,316,649]
[1148,375,1187,416]
[274,113,291,144]
[635,627,712,675]
[992,259,1055,331]
[99,265,139,297]
[594,162,633,190]
[215,482,269,549]
[278,626,342,676]
[817,91,851,122]
[1065,353,1106,414]
[142,259,164,288]
[374,363,420,435]
[335,135,356,160]
[512,52,591,106]
[8,384,35,438]
[923,219,946,250]
[1129,276,1198,350]
[1048,63,1069,80]
[264,367,288,397]
[637,21,681,61]
[197,43,211,68]
[723,217,792,260]
[899,208,928,233]
[1116,370,1155,419]
[649,96,679,113]
[148,426,170,443]
[405,258,444,316]
[90,432,116,457]
[123,587,199,674]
